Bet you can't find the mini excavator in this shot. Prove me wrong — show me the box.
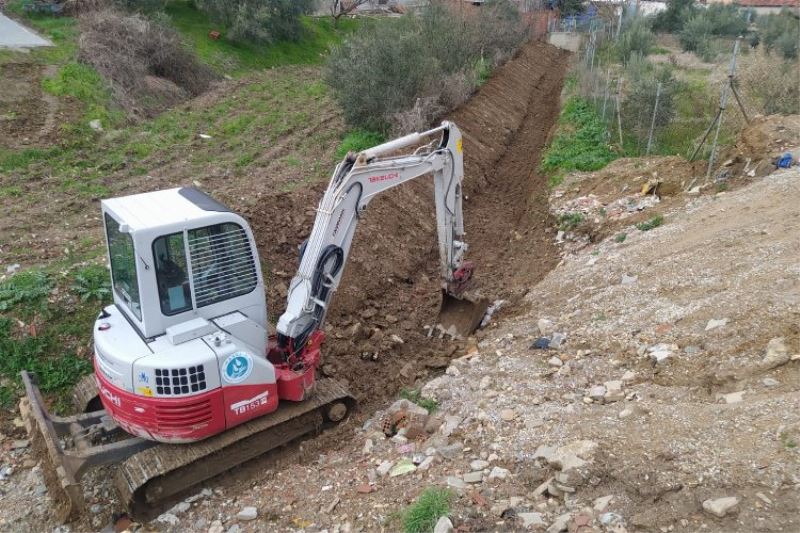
[21,121,487,521]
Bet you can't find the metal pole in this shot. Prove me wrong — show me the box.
[616,77,624,148]
[706,39,740,181]
[601,68,611,121]
[646,81,662,155]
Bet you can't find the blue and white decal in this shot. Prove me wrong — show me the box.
[222,352,253,384]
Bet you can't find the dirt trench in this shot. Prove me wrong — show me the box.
[243,40,570,414]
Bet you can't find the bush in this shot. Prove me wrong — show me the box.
[652,0,697,33]
[617,17,655,64]
[194,0,314,45]
[79,9,216,117]
[738,48,800,115]
[622,60,679,147]
[679,14,714,53]
[705,4,749,37]
[758,9,799,60]
[326,1,527,133]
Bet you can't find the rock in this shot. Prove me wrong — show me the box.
[604,380,623,393]
[538,319,555,336]
[387,399,428,418]
[325,497,341,514]
[470,459,489,471]
[157,512,180,525]
[648,343,677,364]
[438,442,463,460]
[762,337,790,369]
[236,506,258,521]
[621,370,637,383]
[446,476,467,490]
[479,376,492,389]
[702,496,739,517]
[550,333,566,349]
[547,356,563,367]
[11,439,29,450]
[209,520,224,533]
[500,408,517,421]
[376,461,394,476]
[599,512,623,526]
[425,416,444,434]
[363,439,374,455]
[463,471,483,483]
[89,119,103,131]
[445,365,461,377]
[705,318,728,331]
[721,391,745,404]
[762,377,780,387]
[588,385,606,401]
[621,274,637,285]
[755,492,772,505]
[6,264,20,274]
[594,495,614,512]
[172,501,191,513]
[442,416,463,437]
[519,512,545,529]
[227,526,241,533]
[418,456,435,471]
[547,513,572,533]
[89,504,103,514]
[618,408,633,419]
[433,516,454,533]
[489,466,509,480]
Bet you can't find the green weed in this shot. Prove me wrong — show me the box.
[71,265,111,303]
[541,98,616,174]
[614,232,627,243]
[636,215,664,231]
[400,388,438,414]
[0,270,52,311]
[402,488,452,533]
[336,130,386,159]
[558,212,585,232]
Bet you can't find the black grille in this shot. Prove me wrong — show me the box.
[155,365,207,395]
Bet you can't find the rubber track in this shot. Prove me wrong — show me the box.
[115,379,355,519]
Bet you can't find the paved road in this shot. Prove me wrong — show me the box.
[0,12,52,48]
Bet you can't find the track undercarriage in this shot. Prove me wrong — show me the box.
[20,371,355,523]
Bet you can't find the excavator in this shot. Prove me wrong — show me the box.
[20,121,488,521]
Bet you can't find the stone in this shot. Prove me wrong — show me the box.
[363,439,374,455]
[721,391,745,404]
[604,380,623,392]
[425,416,444,434]
[489,466,509,480]
[762,378,780,387]
[621,370,637,383]
[594,495,614,512]
[470,459,489,471]
[479,376,492,389]
[547,356,563,367]
[389,458,417,477]
[209,520,224,533]
[755,492,772,505]
[446,476,467,489]
[442,416,463,437]
[418,456,435,471]
[463,471,483,483]
[519,512,546,528]
[11,439,29,450]
[387,399,428,418]
[227,526,241,533]
[438,442,463,459]
[88,119,103,131]
[588,385,606,401]
[500,409,517,421]
[621,274,637,285]
[173,501,191,513]
[538,319,555,336]
[648,343,676,364]
[550,333,566,349]
[547,513,572,533]
[702,496,739,517]
[618,408,633,419]
[762,337,790,369]
[157,513,180,525]
[445,365,461,376]
[705,318,728,331]
[376,461,394,476]
[433,516,454,533]
[236,506,258,521]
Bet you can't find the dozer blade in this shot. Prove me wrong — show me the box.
[437,290,490,338]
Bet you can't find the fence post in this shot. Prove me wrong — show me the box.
[616,76,624,149]
[646,81,662,155]
[706,38,741,181]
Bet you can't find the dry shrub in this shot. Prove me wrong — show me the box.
[738,48,800,116]
[392,97,445,136]
[63,0,111,15]
[78,9,216,117]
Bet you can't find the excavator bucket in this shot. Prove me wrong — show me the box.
[437,291,490,338]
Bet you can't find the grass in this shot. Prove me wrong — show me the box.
[541,97,617,178]
[336,129,386,159]
[614,232,627,243]
[402,488,452,533]
[558,212,585,232]
[165,2,361,76]
[400,388,439,414]
[636,214,664,231]
[0,267,107,409]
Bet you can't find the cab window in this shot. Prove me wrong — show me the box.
[105,213,142,320]
[188,222,258,307]
[153,232,192,316]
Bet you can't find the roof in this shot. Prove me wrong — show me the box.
[733,0,798,6]
[101,187,232,232]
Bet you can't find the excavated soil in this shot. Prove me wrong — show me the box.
[244,40,570,411]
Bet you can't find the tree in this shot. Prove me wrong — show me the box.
[330,0,371,27]
[194,0,315,44]
[651,0,696,33]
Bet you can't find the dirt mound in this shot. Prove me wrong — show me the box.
[0,62,65,149]
[242,40,570,410]
[717,113,800,179]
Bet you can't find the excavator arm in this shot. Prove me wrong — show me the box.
[276,122,474,352]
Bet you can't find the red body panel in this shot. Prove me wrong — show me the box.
[96,331,325,443]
